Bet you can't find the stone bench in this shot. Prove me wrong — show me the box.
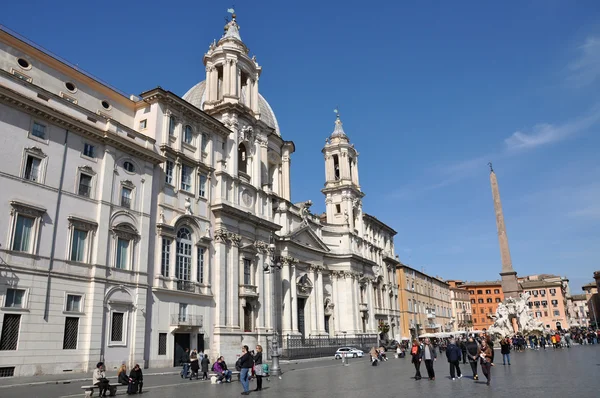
[207,370,241,383]
[81,384,119,397]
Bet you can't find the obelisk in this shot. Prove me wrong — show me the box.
[488,163,521,299]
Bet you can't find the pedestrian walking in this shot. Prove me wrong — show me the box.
[420,338,437,380]
[466,337,480,380]
[410,340,422,380]
[500,338,511,365]
[446,338,462,380]
[480,340,493,386]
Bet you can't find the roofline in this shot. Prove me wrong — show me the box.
[138,87,231,137]
[0,25,132,103]
[396,263,449,286]
[363,213,397,235]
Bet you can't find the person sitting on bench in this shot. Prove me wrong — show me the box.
[127,364,143,394]
[117,363,129,386]
[217,356,232,382]
[93,362,110,397]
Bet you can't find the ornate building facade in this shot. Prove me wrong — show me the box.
[0,13,401,375]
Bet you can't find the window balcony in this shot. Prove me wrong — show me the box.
[170,314,203,327]
[177,280,196,292]
[427,312,436,319]
[239,284,258,298]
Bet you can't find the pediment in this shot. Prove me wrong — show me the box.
[288,225,330,252]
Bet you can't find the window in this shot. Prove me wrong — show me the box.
[101,100,111,110]
[181,165,192,191]
[83,143,95,158]
[469,290,474,295]
[471,299,475,304]
[199,174,207,197]
[139,119,147,130]
[178,303,188,322]
[478,298,483,303]
[535,311,542,318]
[65,82,77,92]
[184,125,193,144]
[31,122,46,139]
[551,300,558,307]
[12,215,34,252]
[165,160,174,185]
[243,259,252,285]
[158,333,167,355]
[335,204,341,214]
[197,247,205,284]
[161,238,171,277]
[62,317,79,349]
[486,298,492,303]
[78,173,92,197]
[176,228,192,281]
[123,161,135,173]
[549,289,556,295]
[532,290,538,296]
[485,289,491,294]
[541,301,548,307]
[70,229,87,262]
[494,289,500,294]
[540,289,546,296]
[0,314,21,351]
[66,294,82,312]
[333,154,340,180]
[201,133,208,152]
[121,186,132,208]
[495,298,501,303]
[110,312,124,343]
[534,301,540,307]
[116,238,130,269]
[169,115,176,136]
[17,57,31,69]
[24,155,42,181]
[238,143,247,174]
[477,290,482,294]
[4,289,25,308]
[473,318,477,323]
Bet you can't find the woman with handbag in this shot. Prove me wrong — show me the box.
[253,345,264,391]
[479,340,493,386]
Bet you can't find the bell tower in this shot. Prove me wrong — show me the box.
[321,113,364,229]
[202,11,261,114]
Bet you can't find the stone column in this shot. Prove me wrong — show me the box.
[230,238,240,329]
[282,262,292,334]
[214,234,228,328]
[310,267,318,334]
[316,268,325,334]
[367,279,375,332]
[282,153,291,201]
[291,264,298,333]
[340,151,350,180]
[332,273,340,335]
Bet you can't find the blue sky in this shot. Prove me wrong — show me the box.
[3,0,599,292]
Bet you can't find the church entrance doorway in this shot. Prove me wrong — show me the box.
[297,298,306,338]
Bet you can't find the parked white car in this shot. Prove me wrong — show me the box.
[334,347,364,359]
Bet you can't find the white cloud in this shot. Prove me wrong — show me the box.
[504,106,600,151]
[568,36,600,87]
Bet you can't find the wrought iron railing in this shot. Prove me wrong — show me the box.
[279,334,378,360]
[170,314,203,327]
[177,280,196,292]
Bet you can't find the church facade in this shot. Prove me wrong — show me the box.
[0,13,400,376]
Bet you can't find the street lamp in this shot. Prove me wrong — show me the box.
[264,234,283,376]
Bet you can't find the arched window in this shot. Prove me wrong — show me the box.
[169,115,176,136]
[238,143,247,174]
[184,125,193,144]
[176,227,192,281]
[333,155,340,180]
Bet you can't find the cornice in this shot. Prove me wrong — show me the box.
[211,202,281,232]
[139,88,230,137]
[0,84,165,164]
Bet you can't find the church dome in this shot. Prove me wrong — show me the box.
[183,81,281,136]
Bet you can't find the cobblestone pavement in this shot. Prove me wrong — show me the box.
[1,346,599,398]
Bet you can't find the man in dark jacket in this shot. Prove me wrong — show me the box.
[180,348,190,379]
[465,337,480,380]
[238,345,253,395]
[459,339,467,364]
[445,339,462,380]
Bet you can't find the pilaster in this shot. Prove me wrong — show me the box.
[291,264,298,333]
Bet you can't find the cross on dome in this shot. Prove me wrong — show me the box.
[330,111,348,140]
[222,8,242,41]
